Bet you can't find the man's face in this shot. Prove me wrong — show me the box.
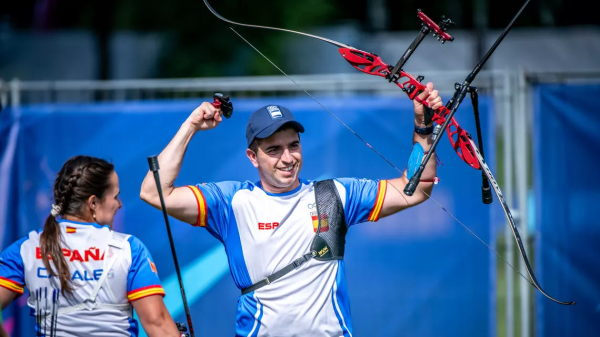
[246,128,303,194]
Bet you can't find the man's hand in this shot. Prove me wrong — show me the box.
[187,102,223,132]
[413,82,443,126]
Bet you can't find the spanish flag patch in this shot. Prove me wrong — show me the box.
[66,227,76,234]
[148,258,157,274]
[311,213,329,233]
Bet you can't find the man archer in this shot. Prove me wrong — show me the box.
[140,83,442,336]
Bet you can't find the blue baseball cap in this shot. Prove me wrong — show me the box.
[246,105,305,146]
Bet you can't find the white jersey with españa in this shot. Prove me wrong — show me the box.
[0,220,165,336]
[187,177,388,337]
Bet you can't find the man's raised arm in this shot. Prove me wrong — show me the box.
[140,102,223,224]
[379,82,442,218]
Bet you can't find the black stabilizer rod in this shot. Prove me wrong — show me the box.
[148,156,195,337]
[470,89,493,204]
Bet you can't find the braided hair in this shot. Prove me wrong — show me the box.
[40,156,114,294]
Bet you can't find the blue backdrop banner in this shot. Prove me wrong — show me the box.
[533,84,600,337]
[1,95,496,336]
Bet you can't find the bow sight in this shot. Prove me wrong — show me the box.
[387,10,454,83]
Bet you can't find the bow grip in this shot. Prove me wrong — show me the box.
[407,78,436,125]
[401,74,427,101]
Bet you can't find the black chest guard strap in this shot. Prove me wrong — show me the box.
[241,180,348,295]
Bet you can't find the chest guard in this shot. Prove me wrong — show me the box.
[241,179,348,295]
[310,179,348,260]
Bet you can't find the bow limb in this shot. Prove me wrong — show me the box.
[469,138,575,305]
[203,0,354,49]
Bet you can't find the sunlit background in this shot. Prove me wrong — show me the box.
[1,0,598,336]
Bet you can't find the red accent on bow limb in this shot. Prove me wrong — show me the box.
[338,47,481,170]
[337,49,391,77]
[434,106,480,169]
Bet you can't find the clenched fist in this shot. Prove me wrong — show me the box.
[187,102,224,132]
[413,82,443,126]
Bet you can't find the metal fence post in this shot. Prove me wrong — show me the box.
[10,78,21,114]
[0,80,7,110]
[515,68,531,337]
[502,69,515,337]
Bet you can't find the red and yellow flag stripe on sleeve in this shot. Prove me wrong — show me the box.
[127,285,165,302]
[187,185,208,227]
[0,276,24,294]
[368,180,388,222]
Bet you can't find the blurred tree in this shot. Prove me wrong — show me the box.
[93,0,115,80]
[0,0,597,79]
[114,0,341,78]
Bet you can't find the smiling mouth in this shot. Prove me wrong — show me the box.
[278,163,296,173]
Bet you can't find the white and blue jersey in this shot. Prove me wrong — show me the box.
[187,178,388,337]
[0,220,165,336]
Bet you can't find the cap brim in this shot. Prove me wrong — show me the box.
[255,120,305,139]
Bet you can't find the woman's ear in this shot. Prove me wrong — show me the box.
[87,195,97,210]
